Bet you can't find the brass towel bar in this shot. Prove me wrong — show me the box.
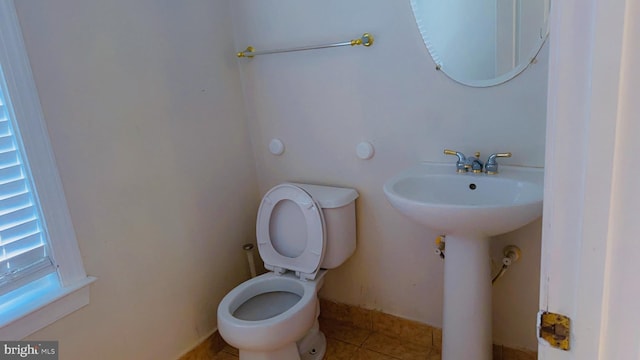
[236,33,374,58]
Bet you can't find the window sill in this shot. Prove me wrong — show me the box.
[0,273,97,340]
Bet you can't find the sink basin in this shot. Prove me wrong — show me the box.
[383,161,544,360]
[383,162,543,236]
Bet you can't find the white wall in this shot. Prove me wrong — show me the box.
[231,0,547,350]
[14,1,259,359]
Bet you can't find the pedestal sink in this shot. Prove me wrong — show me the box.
[383,162,543,360]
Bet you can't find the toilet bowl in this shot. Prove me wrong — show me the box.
[217,183,358,360]
[217,271,325,359]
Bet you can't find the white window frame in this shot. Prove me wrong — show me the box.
[0,1,95,340]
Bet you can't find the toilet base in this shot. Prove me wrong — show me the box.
[236,321,327,360]
[298,322,326,360]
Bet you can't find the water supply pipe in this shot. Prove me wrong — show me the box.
[243,243,257,278]
[492,245,521,285]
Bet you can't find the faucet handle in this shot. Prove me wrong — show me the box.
[485,152,512,174]
[444,149,463,157]
[489,152,512,159]
[443,149,468,173]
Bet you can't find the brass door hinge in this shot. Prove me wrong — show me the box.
[539,311,570,350]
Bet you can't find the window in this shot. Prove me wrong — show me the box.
[0,74,55,296]
[0,1,95,340]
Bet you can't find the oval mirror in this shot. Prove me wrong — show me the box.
[410,0,550,87]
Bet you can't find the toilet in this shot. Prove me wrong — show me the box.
[217,182,358,360]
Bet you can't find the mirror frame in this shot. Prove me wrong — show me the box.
[409,0,550,87]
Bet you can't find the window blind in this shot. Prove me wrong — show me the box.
[0,72,54,296]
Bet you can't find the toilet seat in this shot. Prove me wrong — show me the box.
[256,183,326,280]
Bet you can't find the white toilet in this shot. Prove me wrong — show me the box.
[217,182,358,360]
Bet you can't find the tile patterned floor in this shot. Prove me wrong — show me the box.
[209,317,441,360]
[180,299,537,360]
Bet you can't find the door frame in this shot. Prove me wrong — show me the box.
[539,0,637,358]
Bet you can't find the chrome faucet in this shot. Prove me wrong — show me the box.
[444,149,512,174]
[485,152,512,174]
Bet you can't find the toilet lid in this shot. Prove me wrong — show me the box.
[256,183,326,280]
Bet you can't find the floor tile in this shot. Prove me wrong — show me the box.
[323,338,359,360]
[371,311,433,347]
[432,327,442,350]
[362,332,432,360]
[426,351,442,360]
[179,339,218,360]
[320,317,373,346]
[502,347,537,360]
[351,348,401,360]
[211,352,238,360]
[220,345,238,356]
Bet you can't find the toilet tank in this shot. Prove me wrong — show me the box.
[292,183,358,269]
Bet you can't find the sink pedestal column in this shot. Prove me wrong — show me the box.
[442,235,492,360]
